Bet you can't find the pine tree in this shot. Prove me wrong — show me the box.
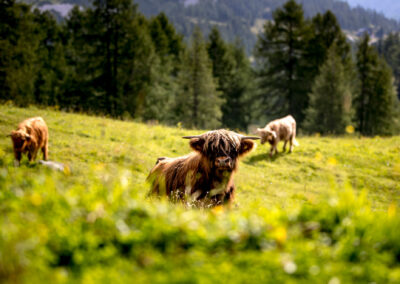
[377,33,400,100]
[356,34,376,135]
[149,12,183,61]
[92,0,141,116]
[223,40,254,131]
[0,0,39,105]
[64,0,156,118]
[207,26,234,93]
[175,27,223,129]
[205,26,255,131]
[141,56,179,123]
[366,59,398,135]
[355,34,399,136]
[255,0,312,126]
[33,10,66,107]
[61,6,95,112]
[304,45,353,135]
[306,11,352,84]
[141,13,183,123]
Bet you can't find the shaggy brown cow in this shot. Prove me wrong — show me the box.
[8,117,49,166]
[257,115,299,157]
[147,130,259,207]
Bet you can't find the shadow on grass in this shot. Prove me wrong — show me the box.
[7,159,40,168]
[19,160,39,168]
[245,151,291,165]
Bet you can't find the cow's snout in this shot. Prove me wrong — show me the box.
[215,156,233,169]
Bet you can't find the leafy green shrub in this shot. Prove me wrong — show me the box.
[1,158,400,283]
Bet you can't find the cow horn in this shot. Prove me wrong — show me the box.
[182,135,201,139]
[6,134,11,137]
[241,136,260,140]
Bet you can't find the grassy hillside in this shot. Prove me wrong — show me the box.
[1,104,400,283]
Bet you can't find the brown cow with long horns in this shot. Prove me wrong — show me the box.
[147,129,259,207]
[8,117,49,166]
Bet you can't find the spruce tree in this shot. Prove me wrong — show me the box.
[62,6,94,111]
[149,12,183,61]
[207,26,249,130]
[64,0,156,118]
[207,26,233,94]
[356,34,376,135]
[365,59,398,135]
[356,34,399,136]
[306,11,352,84]
[255,0,312,126]
[141,13,183,123]
[377,33,400,100]
[92,0,142,116]
[175,27,223,129]
[0,0,39,105]
[304,45,353,135]
[223,40,254,131]
[33,10,66,107]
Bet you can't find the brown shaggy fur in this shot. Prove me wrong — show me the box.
[147,130,256,207]
[9,117,49,165]
[257,115,299,157]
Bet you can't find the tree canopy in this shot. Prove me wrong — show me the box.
[0,0,399,134]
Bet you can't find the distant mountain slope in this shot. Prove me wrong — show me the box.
[23,0,400,53]
[345,0,400,21]
[134,0,400,53]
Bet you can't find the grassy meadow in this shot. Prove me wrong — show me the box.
[1,104,400,283]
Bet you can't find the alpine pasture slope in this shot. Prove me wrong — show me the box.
[1,104,400,283]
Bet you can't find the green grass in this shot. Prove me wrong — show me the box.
[1,104,400,283]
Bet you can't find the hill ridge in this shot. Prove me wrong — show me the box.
[24,0,400,54]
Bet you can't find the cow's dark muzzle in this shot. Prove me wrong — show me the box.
[215,156,233,170]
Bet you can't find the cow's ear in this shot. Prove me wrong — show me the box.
[266,130,277,138]
[257,128,267,136]
[189,137,205,152]
[239,139,255,156]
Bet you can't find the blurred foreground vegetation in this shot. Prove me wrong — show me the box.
[1,105,400,283]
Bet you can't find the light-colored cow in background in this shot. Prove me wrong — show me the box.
[257,115,299,157]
